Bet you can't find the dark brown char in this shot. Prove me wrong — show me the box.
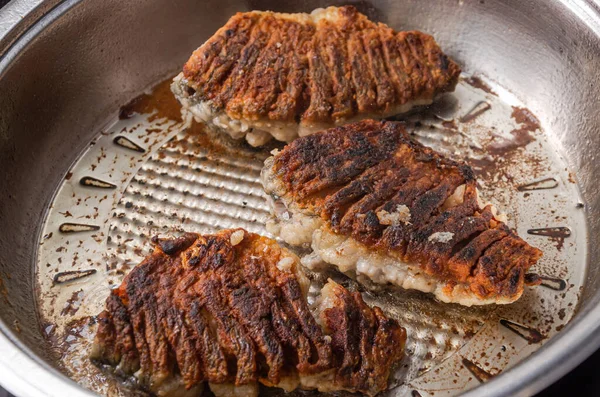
[180,6,461,125]
[91,229,406,396]
[272,120,542,303]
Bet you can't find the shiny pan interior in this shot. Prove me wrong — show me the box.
[1,0,600,396]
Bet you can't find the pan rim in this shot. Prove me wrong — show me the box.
[1,0,600,396]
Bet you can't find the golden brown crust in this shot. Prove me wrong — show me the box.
[91,229,405,396]
[270,120,542,302]
[181,6,460,125]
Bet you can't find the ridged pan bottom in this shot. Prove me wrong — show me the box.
[35,75,586,396]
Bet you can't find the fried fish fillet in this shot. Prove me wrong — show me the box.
[261,120,543,306]
[91,229,406,396]
[171,6,461,146]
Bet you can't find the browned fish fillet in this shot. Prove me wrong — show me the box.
[261,120,543,306]
[91,229,406,396]
[171,6,461,146]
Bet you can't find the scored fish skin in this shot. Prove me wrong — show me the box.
[171,6,461,146]
[261,120,543,306]
[91,229,406,397]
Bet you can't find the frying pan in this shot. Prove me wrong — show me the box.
[1,0,600,396]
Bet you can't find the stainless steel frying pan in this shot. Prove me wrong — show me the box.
[1,0,600,396]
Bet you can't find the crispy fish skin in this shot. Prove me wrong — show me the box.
[91,229,405,397]
[172,6,461,146]
[261,120,542,306]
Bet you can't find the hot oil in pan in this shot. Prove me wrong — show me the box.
[35,75,587,396]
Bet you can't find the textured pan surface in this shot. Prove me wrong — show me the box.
[1,1,599,397]
[34,73,585,396]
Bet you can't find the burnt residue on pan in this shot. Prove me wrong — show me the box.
[464,75,497,96]
[487,107,539,155]
[112,136,146,153]
[60,289,83,316]
[462,358,495,382]
[499,319,546,344]
[53,269,97,285]
[517,177,559,192]
[539,275,568,291]
[118,79,182,122]
[79,177,117,189]
[460,100,491,123]
[528,227,572,251]
[58,223,101,233]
